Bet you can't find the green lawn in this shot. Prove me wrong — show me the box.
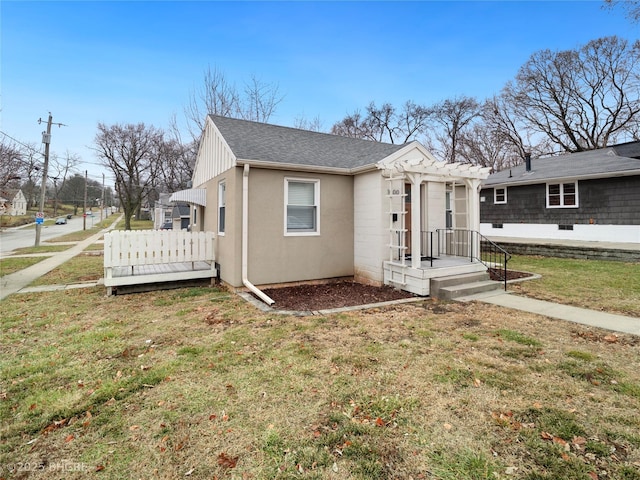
[509,255,640,317]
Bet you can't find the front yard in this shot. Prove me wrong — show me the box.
[1,255,639,479]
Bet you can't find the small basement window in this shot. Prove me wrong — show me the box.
[492,223,503,229]
[558,224,574,231]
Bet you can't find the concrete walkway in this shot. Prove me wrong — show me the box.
[458,290,640,336]
[0,216,121,301]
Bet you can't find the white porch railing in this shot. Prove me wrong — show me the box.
[103,230,216,295]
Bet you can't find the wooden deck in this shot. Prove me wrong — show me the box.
[103,230,217,295]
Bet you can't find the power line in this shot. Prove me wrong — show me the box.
[0,130,45,158]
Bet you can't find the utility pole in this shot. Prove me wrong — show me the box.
[35,113,66,246]
[83,170,88,230]
[101,173,105,221]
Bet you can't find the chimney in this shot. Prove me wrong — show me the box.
[525,152,532,172]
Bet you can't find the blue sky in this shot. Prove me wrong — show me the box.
[1,0,638,182]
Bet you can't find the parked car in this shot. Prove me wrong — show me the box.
[66,214,72,219]
[55,217,67,225]
[160,221,173,230]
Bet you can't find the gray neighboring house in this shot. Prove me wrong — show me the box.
[480,142,640,244]
[171,115,491,301]
[172,203,190,230]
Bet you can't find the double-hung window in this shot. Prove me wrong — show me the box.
[494,187,507,204]
[546,181,578,208]
[285,178,319,235]
[218,181,226,234]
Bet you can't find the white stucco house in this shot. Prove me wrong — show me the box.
[171,115,493,302]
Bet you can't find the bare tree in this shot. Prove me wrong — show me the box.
[428,96,481,163]
[604,0,640,22]
[165,114,198,190]
[184,66,283,141]
[94,123,164,230]
[157,137,196,193]
[0,139,23,188]
[331,101,431,144]
[396,101,432,144]
[244,75,284,123]
[330,110,368,139]
[48,150,80,216]
[506,36,640,153]
[293,114,324,132]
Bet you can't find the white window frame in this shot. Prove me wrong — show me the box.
[284,177,320,236]
[494,187,507,204]
[546,181,579,208]
[218,180,226,235]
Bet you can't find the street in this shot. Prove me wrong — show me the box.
[0,210,110,256]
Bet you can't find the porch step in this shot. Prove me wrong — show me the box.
[430,272,504,300]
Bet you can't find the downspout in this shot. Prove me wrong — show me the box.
[242,164,275,305]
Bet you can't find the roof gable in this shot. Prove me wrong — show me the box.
[484,147,640,187]
[209,115,407,171]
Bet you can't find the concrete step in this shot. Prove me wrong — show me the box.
[431,271,490,289]
[436,279,504,300]
[430,271,506,300]
[430,271,490,299]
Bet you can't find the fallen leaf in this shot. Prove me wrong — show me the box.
[443,423,452,430]
[375,417,385,427]
[217,452,238,469]
[65,434,74,443]
[587,472,598,480]
[95,465,105,472]
[129,425,140,431]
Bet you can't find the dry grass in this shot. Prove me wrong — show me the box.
[1,285,639,479]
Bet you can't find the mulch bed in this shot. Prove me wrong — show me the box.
[262,281,416,311]
[262,269,535,311]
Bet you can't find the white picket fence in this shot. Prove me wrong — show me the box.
[103,230,216,295]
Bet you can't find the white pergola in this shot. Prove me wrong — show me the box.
[378,154,491,269]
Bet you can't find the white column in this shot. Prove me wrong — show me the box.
[409,173,422,269]
[465,178,482,257]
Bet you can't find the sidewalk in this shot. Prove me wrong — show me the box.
[458,290,640,336]
[0,216,121,301]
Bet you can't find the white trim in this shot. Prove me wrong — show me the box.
[284,177,320,236]
[480,222,640,244]
[494,187,507,204]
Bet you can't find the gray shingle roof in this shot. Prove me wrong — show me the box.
[210,115,407,170]
[612,140,640,159]
[483,147,640,186]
